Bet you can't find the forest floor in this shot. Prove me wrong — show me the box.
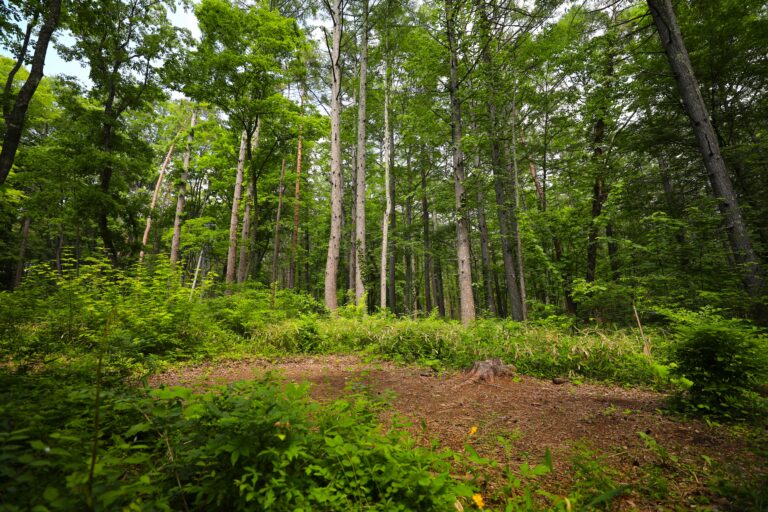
[151,355,767,511]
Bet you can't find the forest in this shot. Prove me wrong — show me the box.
[1,0,767,510]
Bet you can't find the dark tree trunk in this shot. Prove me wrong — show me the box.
[387,171,397,313]
[475,178,496,315]
[0,0,62,186]
[647,0,763,298]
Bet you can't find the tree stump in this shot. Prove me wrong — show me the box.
[465,358,516,384]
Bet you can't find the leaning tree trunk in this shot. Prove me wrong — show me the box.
[170,109,197,266]
[0,0,62,186]
[324,0,344,312]
[140,142,176,262]
[446,0,476,325]
[647,0,763,298]
[354,0,369,307]
[226,131,248,287]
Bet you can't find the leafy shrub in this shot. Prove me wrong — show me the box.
[668,309,768,418]
[0,369,470,511]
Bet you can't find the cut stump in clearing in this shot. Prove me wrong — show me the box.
[464,358,516,384]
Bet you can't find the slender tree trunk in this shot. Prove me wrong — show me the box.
[324,0,344,312]
[288,90,305,289]
[271,159,287,302]
[3,13,38,118]
[13,216,31,288]
[647,0,763,298]
[474,172,496,315]
[140,142,176,261]
[237,120,261,283]
[421,164,433,312]
[380,75,393,310]
[354,0,369,306]
[171,110,197,266]
[0,0,62,186]
[510,108,528,320]
[226,131,248,287]
[446,0,475,325]
[388,167,397,312]
[404,154,414,313]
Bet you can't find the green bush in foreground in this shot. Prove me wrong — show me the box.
[0,370,468,511]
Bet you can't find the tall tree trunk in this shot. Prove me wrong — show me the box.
[171,109,197,266]
[288,90,305,289]
[388,168,397,312]
[446,0,476,325]
[380,73,393,310]
[0,0,62,186]
[226,131,248,287]
[237,120,261,283]
[13,216,31,288]
[647,0,763,298]
[140,142,176,261]
[474,171,496,315]
[421,164,433,312]
[510,107,528,320]
[404,153,414,313]
[354,0,369,306]
[271,159,287,296]
[324,0,344,312]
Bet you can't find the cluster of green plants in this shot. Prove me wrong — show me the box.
[0,365,474,511]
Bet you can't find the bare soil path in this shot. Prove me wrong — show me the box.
[151,355,765,510]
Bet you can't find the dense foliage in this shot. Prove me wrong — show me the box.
[2,0,767,509]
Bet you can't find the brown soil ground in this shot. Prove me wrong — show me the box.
[150,355,766,511]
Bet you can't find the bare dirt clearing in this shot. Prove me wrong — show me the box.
[151,355,765,510]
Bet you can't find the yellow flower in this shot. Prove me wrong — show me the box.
[472,493,484,509]
[469,426,478,437]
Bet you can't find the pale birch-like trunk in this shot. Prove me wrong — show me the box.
[271,158,287,287]
[226,131,248,286]
[446,0,475,325]
[354,0,369,306]
[170,109,197,266]
[237,119,261,283]
[140,142,175,262]
[288,90,305,289]
[380,60,392,310]
[324,0,344,312]
[647,0,763,298]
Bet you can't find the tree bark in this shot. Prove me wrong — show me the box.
[324,0,344,312]
[271,159,287,297]
[474,169,496,315]
[446,0,476,325]
[380,71,393,310]
[0,0,62,186]
[354,0,369,307]
[171,109,197,266]
[226,131,248,287]
[510,106,528,320]
[140,142,176,261]
[288,90,305,289]
[647,0,763,298]
[421,163,433,312]
[237,120,261,283]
